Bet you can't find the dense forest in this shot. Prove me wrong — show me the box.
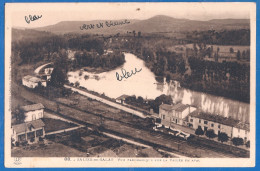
[184,29,250,45]
[73,50,125,69]
[11,33,124,69]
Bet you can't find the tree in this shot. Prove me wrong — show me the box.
[205,129,216,139]
[149,94,173,113]
[50,67,67,87]
[242,50,246,60]
[137,96,144,104]
[246,141,250,148]
[50,52,69,87]
[232,137,244,146]
[195,127,204,137]
[218,132,229,143]
[166,74,171,82]
[237,50,241,60]
[133,30,136,37]
[14,108,25,124]
[229,47,234,53]
[138,31,141,37]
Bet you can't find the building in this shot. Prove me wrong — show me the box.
[159,103,196,128]
[188,110,250,141]
[12,103,46,144]
[22,75,47,88]
[116,95,129,104]
[232,122,250,142]
[12,119,45,143]
[20,103,45,122]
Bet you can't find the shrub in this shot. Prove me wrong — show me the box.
[39,137,44,142]
[84,75,89,80]
[15,141,20,147]
[218,132,229,143]
[232,137,244,146]
[246,141,250,148]
[30,137,35,143]
[21,141,28,146]
[205,129,217,139]
[195,127,204,136]
[75,81,80,87]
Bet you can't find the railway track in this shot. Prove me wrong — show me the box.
[12,83,246,158]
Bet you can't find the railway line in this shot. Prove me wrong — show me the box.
[13,83,244,158]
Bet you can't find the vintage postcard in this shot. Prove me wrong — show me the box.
[5,2,256,167]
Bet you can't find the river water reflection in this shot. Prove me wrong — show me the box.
[68,53,249,123]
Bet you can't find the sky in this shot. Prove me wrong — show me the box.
[6,2,255,28]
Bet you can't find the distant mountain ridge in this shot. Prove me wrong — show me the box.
[16,15,250,35]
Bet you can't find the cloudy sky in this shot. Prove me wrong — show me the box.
[6,2,254,28]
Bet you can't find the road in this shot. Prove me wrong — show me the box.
[64,85,146,118]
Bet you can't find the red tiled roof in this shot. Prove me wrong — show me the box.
[12,119,45,134]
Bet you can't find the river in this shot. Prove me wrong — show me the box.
[68,53,250,123]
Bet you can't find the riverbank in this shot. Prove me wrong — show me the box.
[130,50,250,104]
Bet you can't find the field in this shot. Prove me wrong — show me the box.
[41,118,78,133]
[11,140,89,157]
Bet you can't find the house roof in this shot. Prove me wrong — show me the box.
[159,104,174,111]
[20,103,45,112]
[236,122,250,131]
[160,103,189,112]
[23,75,46,83]
[190,110,240,128]
[174,104,189,112]
[12,119,45,134]
[116,94,129,100]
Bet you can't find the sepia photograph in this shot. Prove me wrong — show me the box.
[4,2,256,167]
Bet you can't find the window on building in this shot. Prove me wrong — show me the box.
[32,114,36,121]
[211,123,214,127]
[204,121,208,124]
[36,129,43,137]
[18,134,26,141]
[162,115,165,120]
[199,120,201,123]
[190,119,193,122]
[218,125,221,129]
[238,129,240,133]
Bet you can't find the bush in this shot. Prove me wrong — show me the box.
[232,137,244,146]
[246,141,250,148]
[21,141,28,146]
[75,81,80,87]
[15,141,20,147]
[39,137,44,142]
[205,129,216,139]
[218,132,229,143]
[195,127,204,136]
[30,137,35,143]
